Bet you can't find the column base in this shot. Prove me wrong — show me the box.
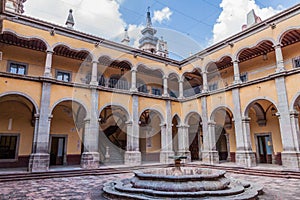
[281,151,300,170]
[176,151,191,163]
[81,152,100,169]
[28,153,50,172]
[124,151,141,166]
[235,151,256,168]
[202,151,219,164]
[160,151,175,164]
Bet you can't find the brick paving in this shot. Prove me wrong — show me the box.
[0,172,299,199]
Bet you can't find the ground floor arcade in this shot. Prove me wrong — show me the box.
[1,91,300,171]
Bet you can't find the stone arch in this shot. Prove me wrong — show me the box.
[210,105,234,122]
[172,114,181,125]
[2,29,51,49]
[139,107,165,124]
[99,103,130,121]
[52,43,94,61]
[50,98,89,117]
[234,38,276,60]
[277,26,300,45]
[204,55,233,72]
[0,91,39,114]
[244,97,279,117]
[290,91,300,111]
[137,63,165,78]
[184,111,202,125]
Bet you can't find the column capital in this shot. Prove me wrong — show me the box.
[178,79,184,83]
[131,68,137,72]
[232,59,239,64]
[208,120,216,126]
[160,123,167,127]
[163,75,169,79]
[202,71,208,75]
[46,50,54,54]
[92,60,99,64]
[177,124,189,128]
[84,118,91,123]
[273,43,282,48]
[125,120,133,125]
[34,113,40,119]
[241,116,251,122]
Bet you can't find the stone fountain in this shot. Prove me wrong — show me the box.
[103,156,263,199]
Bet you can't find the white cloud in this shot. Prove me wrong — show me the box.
[153,7,173,24]
[212,0,283,44]
[24,0,140,43]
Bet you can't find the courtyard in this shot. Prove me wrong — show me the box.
[0,170,300,199]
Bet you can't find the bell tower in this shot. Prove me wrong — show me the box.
[5,0,26,14]
[139,7,158,54]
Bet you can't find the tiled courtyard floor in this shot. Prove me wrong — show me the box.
[0,172,300,199]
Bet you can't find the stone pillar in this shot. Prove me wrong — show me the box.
[290,110,300,152]
[160,124,174,164]
[28,82,51,172]
[31,114,39,153]
[81,89,99,169]
[232,88,256,167]
[225,133,231,161]
[274,44,285,72]
[90,60,98,85]
[202,71,208,92]
[275,76,300,169]
[202,121,219,164]
[44,49,53,77]
[162,75,169,97]
[233,60,241,84]
[160,100,174,163]
[177,124,191,162]
[178,79,184,99]
[125,95,141,165]
[130,68,138,92]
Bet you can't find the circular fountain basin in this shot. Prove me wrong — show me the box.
[103,167,263,200]
[132,167,230,192]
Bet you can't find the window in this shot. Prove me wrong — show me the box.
[56,71,71,82]
[98,75,105,86]
[0,135,18,160]
[137,83,148,93]
[208,83,218,91]
[152,88,162,96]
[240,72,248,83]
[293,57,300,68]
[8,61,27,75]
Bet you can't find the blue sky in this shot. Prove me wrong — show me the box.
[24,0,299,60]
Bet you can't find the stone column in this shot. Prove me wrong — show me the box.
[202,71,208,92]
[125,95,141,165]
[233,60,241,84]
[44,49,53,77]
[162,75,169,97]
[31,114,39,153]
[274,44,285,72]
[275,76,300,169]
[90,60,98,85]
[130,68,138,92]
[81,89,99,169]
[160,123,174,163]
[28,82,51,172]
[232,88,256,167]
[177,124,191,162]
[202,121,219,164]
[160,100,174,163]
[225,133,231,161]
[290,110,300,152]
[178,79,184,99]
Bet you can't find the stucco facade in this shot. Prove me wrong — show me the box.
[1,1,300,172]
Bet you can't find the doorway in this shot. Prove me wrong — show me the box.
[256,134,273,164]
[50,136,66,165]
[189,132,199,161]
